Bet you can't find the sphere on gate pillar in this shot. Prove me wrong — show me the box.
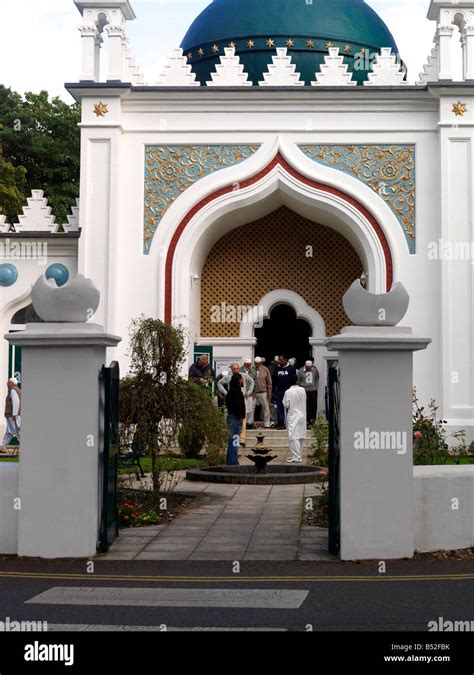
[45,263,69,287]
[0,263,18,287]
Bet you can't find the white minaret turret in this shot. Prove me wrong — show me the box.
[427,0,474,80]
[74,0,136,82]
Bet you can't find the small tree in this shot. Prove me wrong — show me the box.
[120,317,188,502]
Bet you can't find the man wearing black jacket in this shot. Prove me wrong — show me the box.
[272,355,297,429]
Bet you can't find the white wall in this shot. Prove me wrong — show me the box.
[414,466,474,552]
[0,463,19,554]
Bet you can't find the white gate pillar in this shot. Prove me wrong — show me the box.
[326,281,431,560]
[5,275,121,558]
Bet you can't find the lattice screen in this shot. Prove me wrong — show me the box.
[200,206,363,337]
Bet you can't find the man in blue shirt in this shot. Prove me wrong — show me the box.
[272,355,297,429]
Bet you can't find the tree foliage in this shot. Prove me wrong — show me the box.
[0,85,80,224]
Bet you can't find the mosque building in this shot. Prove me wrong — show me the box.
[1,0,474,435]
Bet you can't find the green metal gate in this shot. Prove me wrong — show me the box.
[98,361,120,553]
[327,363,341,556]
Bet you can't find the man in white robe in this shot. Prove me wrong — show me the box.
[283,375,307,463]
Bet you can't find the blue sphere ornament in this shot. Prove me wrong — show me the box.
[0,263,18,287]
[45,263,69,287]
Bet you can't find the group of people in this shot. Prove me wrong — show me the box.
[188,353,319,467]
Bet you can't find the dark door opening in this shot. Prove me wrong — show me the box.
[255,304,312,369]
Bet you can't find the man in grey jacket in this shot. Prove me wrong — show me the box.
[298,360,319,428]
[218,362,254,446]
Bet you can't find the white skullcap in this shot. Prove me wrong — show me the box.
[221,370,229,377]
[254,357,262,363]
[289,358,296,365]
[305,360,313,366]
[244,358,252,363]
[9,377,18,385]
[274,355,279,361]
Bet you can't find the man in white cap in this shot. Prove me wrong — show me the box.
[284,374,307,463]
[1,377,21,447]
[298,359,320,427]
[253,357,272,428]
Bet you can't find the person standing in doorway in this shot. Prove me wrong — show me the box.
[218,362,254,447]
[283,374,307,463]
[253,357,272,428]
[241,358,257,429]
[225,373,246,466]
[272,355,297,429]
[298,359,320,428]
[1,377,21,447]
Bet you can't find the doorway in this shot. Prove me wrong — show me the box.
[255,303,312,369]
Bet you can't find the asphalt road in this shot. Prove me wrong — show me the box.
[0,557,472,632]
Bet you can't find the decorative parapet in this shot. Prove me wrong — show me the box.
[157,48,200,86]
[364,48,407,86]
[311,47,356,86]
[207,48,252,86]
[259,48,304,86]
[64,199,80,233]
[1,191,80,234]
[417,43,440,84]
[18,190,56,232]
[300,145,416,252]
[143,145,259,253]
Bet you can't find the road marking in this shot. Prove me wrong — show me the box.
[47,624,286,632]
[26,587,309,609]
[1,570,473,583]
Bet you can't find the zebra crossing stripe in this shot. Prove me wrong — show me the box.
[26,587,308,609]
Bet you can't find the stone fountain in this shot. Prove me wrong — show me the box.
[246,433,277,473]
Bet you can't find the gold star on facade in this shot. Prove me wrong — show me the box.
[360,47,366,55]
[452,101,468,117]
[326,42,334,49]
[211,44,220,54]
[93,102,108,118]
[344,44,351,54]
[228,41,236,49]
[306,39,315,49]
[286,39,295,48]
[266,38,275,47]
[247,39,255,48]
[198,47,205,57]
[187,52,193,60]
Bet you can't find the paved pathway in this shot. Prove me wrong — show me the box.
[103,478,332,562]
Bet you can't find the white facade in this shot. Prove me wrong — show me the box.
[1,0,473,437]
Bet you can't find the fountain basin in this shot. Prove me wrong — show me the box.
[186,464,325,485]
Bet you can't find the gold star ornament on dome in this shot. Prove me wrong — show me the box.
[187,52,193,60]
[452,101,468,117]
[211,43,220,54]
[247,39,255,49]
[93,102,108,118]
[228,41,236,49]
[306,39,315,49]
[326,41,334,49]
[198,47,205,57]
[265,38,275,47]
[344,44,351,54]
[286,39,295,48]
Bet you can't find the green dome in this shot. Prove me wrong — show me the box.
[180,0,402,86]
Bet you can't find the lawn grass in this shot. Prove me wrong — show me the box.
[118,456,204,475]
